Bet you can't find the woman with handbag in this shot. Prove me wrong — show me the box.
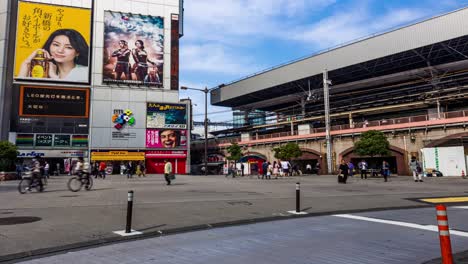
[338,160,349,184]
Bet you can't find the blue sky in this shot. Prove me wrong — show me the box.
[179,0,468,128]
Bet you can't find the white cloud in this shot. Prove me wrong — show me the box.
[180,43,264,75]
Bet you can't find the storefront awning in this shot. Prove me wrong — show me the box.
[91,151,145,161]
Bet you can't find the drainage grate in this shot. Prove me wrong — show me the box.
[0,217,41,225]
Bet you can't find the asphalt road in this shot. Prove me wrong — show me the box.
[1,174,468,262]
[13,207,468,264]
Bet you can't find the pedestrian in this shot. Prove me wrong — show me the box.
[136,162,143,177]
[409,156,423,182]
[230,162,236,178]
[141,162,146,177]
[382,160,390,182]
[261,160,268,179]
[338,159,349,184]
[241,163,245,177]
[126,161,133,179]
[347,161,355,178]
[16,162,23,180]
[55,163,60,176]
[164,159,172,185]
[99,161,107,179]
[306,163,312,174]
[273,161,279,179]
[267,162,273,180]
[44,161,50,179]
[358,159,368,179]
[315,162,321,175]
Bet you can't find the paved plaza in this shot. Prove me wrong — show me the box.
[1,174,468,262]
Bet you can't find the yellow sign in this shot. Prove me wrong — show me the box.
[91,151,145,161]
[420,197,468,203]
[15,1,91,83]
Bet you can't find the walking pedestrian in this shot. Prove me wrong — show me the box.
[164,159,172,185]
[382,160,390,182]
[347,161,354,178]
[44,161,50,179]
[241,163,245,177]
[358,159,368,179]
[126,161,133,179]
[273,161,279,179]
[99,161,106,179]
[261,160,268,179]
[338,159,349,184]
[409,156,423,182]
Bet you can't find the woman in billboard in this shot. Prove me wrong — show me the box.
[111,40,131,80]
[18,29,89,82]
[132,40,156,82]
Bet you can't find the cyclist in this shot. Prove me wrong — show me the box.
[75,157,91,187]
[29,158,44,191]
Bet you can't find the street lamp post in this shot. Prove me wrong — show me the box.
[181,86,209,176]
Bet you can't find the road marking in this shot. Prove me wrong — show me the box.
[452,206,468,209]
[420,197,468,203]
[333,214,468,238]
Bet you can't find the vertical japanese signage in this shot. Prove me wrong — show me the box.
[103,11,164,87]
[170,14,179,90]
[14,1,92,83]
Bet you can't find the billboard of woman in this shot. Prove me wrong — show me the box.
[103,11,164,87]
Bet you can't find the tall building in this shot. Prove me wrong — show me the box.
[0,0,187,174]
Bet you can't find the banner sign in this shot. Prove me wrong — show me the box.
[103,11,164,87]
[71,135,88,147]
[16,134,34,146]
[19,85,89,117]
[17,149,86,158]
[91,151,145,161]
[14,1,92,83]
[54,134,71,146]
[146,103,187,129]
[145,150,187,158]
[170,14,179,90]
[146,129,187,148]
[35,134,53,146]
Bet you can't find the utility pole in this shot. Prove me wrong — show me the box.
[323,69,333,174]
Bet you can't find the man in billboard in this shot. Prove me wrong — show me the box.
[17,29,89,82]
[160,129,179,148]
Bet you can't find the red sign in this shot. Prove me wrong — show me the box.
[145,150,187,158]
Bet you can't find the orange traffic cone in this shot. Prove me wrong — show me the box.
[462,170,466,179]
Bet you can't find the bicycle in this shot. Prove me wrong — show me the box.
[18,171,44,194]
[67,172,93,192]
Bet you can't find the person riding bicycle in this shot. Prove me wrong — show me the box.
[30,158,44,191]
[75,157,91,185]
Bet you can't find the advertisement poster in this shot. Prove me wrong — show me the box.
[146,103,187,129]
[103,11,164,87]
[146,129,187,148]
[14,1,92,83]
[19,85,89,118]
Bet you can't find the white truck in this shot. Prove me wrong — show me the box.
[421,146,467,177]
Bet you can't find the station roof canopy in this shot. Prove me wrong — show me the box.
[210,8,468,117]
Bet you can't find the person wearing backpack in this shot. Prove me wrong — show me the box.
[409,156,423,182]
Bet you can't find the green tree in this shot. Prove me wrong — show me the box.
[354,130,390,157]
[273,142,302,160]
[0,141,18,171]
[226,142,242,162]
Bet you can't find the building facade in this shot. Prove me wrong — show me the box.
[0,0,187,174]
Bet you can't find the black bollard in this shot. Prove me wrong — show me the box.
[125,190,134,233]
[296,182,300,213]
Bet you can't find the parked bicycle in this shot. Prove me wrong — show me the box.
[67,172,93,192]
[18,170,44,194]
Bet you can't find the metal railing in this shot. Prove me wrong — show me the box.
[222,110,468,143]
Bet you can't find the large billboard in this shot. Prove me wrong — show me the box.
[14,1,92,84]
[146,103,187,129]
[103,11,164,87]
[146,129,187,148]
[19,85,90,118]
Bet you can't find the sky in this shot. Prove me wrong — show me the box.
[178,0,468,132]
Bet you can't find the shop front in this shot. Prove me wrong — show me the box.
[91,150,145,174]
[17,149,87,175]
[239,154,267,175]
[145,150,187,174]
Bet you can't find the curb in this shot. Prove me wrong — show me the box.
[0,204,432,263]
